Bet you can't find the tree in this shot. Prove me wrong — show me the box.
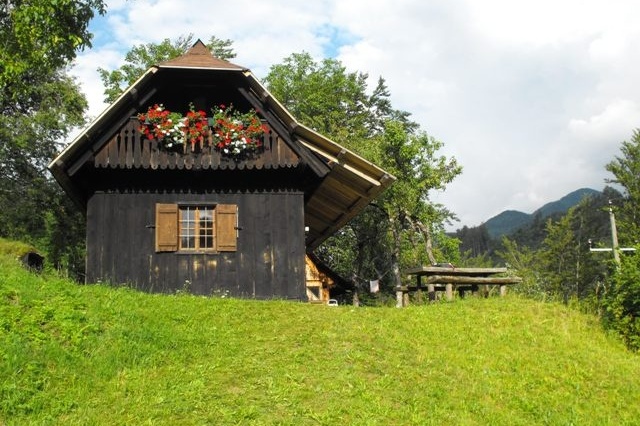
[98,34,236,103]
[603,247,640,351]
[538,211,580,302]
[0,0,105,275]
[1,0,105,102]
[495,237,541,297]
[605,129,640,243]
[602,130,640,350]
[265,53,461,297]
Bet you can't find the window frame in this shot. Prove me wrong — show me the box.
[178,205,215,252]
[155,202,238,254]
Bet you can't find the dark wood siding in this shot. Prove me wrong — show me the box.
[86,190,306,299]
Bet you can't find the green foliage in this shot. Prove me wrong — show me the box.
[599,130,640,349]
[0,238,38,259]
[265,53,461,292]
[538,210,579,300]
[0,0,101,278]
[456,224,491,258]
[98,34,236,103]
[1,246,640,424]
[0,0,106,101]
[495,237,542,298]
[606,128,640,242]
[603,249,640,351]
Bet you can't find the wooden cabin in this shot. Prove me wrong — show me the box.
[49,41,394,300]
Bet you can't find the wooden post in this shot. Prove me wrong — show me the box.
[416,274,423,304]
[396,289,403,307]
[445,283,453,301]
[403,292,410,307]
[500,284,507,297]
[428,284,436,301]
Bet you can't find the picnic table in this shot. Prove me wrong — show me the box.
[397,265,521,307]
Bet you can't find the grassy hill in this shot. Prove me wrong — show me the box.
[1,243,639,425]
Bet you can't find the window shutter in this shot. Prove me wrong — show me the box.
[155,203,178,252]
[216,204,238,252]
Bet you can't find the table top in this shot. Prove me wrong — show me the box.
[404,266,508,277]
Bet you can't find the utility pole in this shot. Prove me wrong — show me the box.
[609,201,621,267]
[589,200,635,268]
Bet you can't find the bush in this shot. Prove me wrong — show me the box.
[603,248,640,351]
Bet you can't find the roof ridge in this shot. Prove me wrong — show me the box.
[159,39,245,70]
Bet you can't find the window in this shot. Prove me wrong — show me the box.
[179,206,214,250]
[155,203,238,253]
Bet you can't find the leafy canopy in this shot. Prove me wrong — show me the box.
[265,52,461,292]
[0,0,104,274]
[0,0,105,103]
[606,128,640,242]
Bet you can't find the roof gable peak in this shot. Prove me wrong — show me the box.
[159,39,245,70]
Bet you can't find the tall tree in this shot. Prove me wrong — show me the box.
[603,129,640,350]
[538,211,579,302]
[265,53,461,296]
[605,128,640,243]
[98,34,235,103]
[0,0,105,274]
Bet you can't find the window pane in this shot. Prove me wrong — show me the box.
[179,207,196,250]
[200,229,214,249]
[198,207,214,249]
[181,236,195,249]
[200,207,213,224]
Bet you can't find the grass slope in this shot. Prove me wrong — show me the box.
[1,251,639,425]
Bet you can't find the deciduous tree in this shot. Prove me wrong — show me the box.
[0,0,105,275]
[265,53,461,297]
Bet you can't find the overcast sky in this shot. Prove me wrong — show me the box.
[70,0,640,229]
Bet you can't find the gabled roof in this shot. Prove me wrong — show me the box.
[49,40,394,250]
[159,41,246,70]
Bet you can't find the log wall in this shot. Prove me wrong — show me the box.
[86,189,306,299]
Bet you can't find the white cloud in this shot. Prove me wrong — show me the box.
[72,0,640,229]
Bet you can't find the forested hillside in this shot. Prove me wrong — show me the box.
[454,187,614,259]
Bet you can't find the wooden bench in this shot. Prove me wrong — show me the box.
[398,266,522,307]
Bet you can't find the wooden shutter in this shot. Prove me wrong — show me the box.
[216,204,238,252]
[155,203,178,252]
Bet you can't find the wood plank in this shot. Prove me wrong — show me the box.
[405,266,508,276]
[142,138,151,169]
[426,275,522,284]
[108,137,118,167]
[133,128,142,167]
[118,133,126,167]
[95,140,108,167]
[125,129,134,168]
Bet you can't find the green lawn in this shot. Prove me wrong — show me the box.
[1,248,639,425]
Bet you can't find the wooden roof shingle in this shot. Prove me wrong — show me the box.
[159,40,245,70]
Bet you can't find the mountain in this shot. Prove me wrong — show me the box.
[483,188,601,239]
[533,188,601,218]
[483,210,531,239]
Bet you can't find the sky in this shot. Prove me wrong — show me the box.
[70,0,640,230]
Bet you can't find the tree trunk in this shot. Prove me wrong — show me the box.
[412,215,437,265]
